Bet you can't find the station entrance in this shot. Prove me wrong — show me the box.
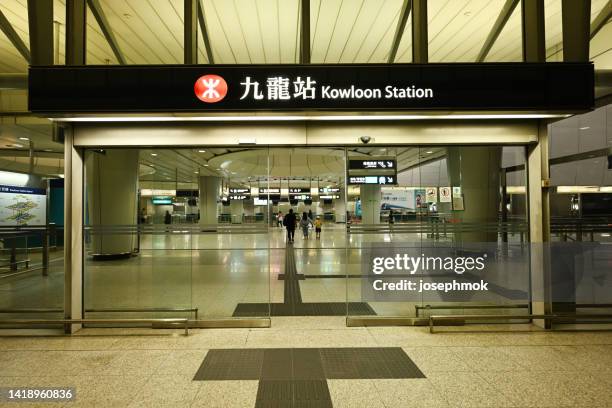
[81,142,529,324]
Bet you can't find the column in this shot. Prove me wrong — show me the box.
[199,176,221,225]
[230,199,243,224]
[335,191,346,223]
[85,149,139,258]
[446,147,502,242]
[360,185,381,224]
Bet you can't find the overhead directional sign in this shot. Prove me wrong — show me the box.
[349,159,396,170]
[348,176,397,185]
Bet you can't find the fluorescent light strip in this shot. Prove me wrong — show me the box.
[52,114,570,122]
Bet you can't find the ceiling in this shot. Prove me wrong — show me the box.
[0,0,610,72]
[135,146,447,186]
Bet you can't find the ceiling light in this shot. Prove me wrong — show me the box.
[194,171,199,174]
[579,126,590,130]
[151,153,158,156]
[198,150,206,153]
[12,143,23,148]
[43,149,53,152]
[18,137,29,141]
[52,113,572,123]
[203,163,209,167]
[426,151,433,154]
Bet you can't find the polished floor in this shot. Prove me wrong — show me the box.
[1,318,612,407]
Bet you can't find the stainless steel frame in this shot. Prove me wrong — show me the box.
[0,318,190,335]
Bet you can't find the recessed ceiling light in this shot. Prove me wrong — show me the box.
[151,153,158,156]
[18,137,29,141]
[203,163,209,167]
[43,149,53,152]
[579,126,590,130]
[426,151,433,154]
[194,171,199,174]
[12,143,23,148]
[198,150,206,153]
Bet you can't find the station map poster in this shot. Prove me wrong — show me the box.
[381,188,415,210]
[0,185,47,226]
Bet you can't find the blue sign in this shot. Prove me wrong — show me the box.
[0,185,46,195]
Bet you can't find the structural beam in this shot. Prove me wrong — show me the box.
[300,0,310,64]
[184,0,198,64]
[521,0,545,62]
[197,0,214,63]
[476,0,519,62]
[66,0,87,65]
[0,8,30,62]
[590,0,612,39]
[27,0,53,65]
[87,0,126,64]
[388,0,411,63]
[411,0,428,63]
[562,0,590,62]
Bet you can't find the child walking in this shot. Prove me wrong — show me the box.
[314,216,322,239]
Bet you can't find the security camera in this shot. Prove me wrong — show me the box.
[360,136,371,144]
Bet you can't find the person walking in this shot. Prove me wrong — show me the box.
[277,211,283,227]
[283,209,297,243]
[308,209,313,221]
[299,212,313,239]
[314,216,322,239]
[164,210,172,225]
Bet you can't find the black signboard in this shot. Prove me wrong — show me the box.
[319,187,340,193]
[29,63,593,113]
[229,194,250,200]
[289,188,310,194]
[229,188,250,194]
[349,159,396,170]
[260,188,280,194]
[348,175,397,185]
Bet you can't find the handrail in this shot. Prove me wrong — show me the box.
[85,307,198,319]
[415,304,529,317]
[0,318,190,335]
[0,307,199,319]
[429,313,612,333]
[0,308,63,313]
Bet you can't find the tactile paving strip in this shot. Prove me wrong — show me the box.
[232,245,377,317]
[195,347,423,407]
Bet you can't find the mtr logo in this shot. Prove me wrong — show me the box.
[194,74,228,103]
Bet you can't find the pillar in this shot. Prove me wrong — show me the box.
[360,185,381,224]
[199,176,221,225]
[86,150,139,258]
[230,199,243,224]
[446,147,502,242]
[335,191,346,223]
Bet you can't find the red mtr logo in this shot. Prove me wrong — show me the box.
[194,74,228,103]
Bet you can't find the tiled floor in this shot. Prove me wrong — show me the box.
[1,318,612,407]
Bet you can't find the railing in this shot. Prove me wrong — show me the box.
[550,216,612,241]
[0,307,199,319]
[84,224,269,235]
[415,304,530,317]
[429,313,612,333]
[0,224,64,276]
[0,318,190,335]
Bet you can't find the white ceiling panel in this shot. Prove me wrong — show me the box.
[428,0,506,62]
[203,0,299,64]
[310,0,403,63]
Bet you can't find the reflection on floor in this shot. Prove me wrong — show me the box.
[233,244,376,316]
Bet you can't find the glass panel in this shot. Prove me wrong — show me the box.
[348,145,530,320]
[268,147,347,317]
[83,147,270,322]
